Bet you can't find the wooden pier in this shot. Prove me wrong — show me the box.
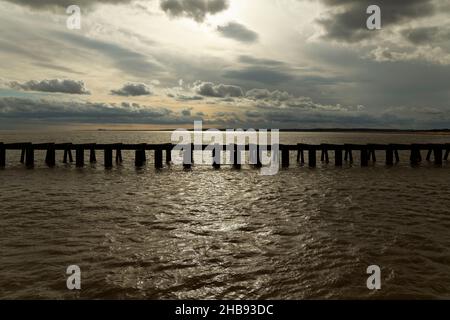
[0,142,449,169]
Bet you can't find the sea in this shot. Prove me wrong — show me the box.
[0,130,450,299]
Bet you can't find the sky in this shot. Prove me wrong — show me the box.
[0,0,449,130]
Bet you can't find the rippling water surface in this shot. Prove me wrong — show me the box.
[1,131,450,299]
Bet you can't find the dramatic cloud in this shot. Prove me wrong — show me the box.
[2,0,134,10]
[160,0,229,22]
[313,0,436,43]
[9,79,90,95]
[217,22,259,43]
[111,83,152,96]
[194,81,243,97]
[0,97,202,124]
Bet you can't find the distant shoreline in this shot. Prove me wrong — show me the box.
[94,128,450,134]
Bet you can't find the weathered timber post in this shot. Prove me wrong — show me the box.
[0,143,5,168]
[410,145,421,165]
[386,147,394,166]
[25,144,34,168]
[394,149,400,163]
[166,145,172,164]
[335,147,343,166]
[155,148,163,169]
[115,145,123,164]
[183,144,192,169]
[344,146,354,163]
[308,147,317,168]
[104,147,113,168]
[434,146,443,165]
[360,148,368,167]
[233,144,242,169]
[20,148,26,163]
[281,146,290,168]
[90,146,97,163]
[45,144,56,167]
[368,147,376,162]
[321,145,329,164]
[212,145,221,169]
[76,146,84,167]
[297,145,305,164]
[426,149,433,161]
[444,144,450,161]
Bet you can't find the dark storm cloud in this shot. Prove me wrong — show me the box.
[312,0,436,42]
[194,81,243,97]
[111,83,152,96]
[160,0,229,22]
[9,79,90,95]
[2,0,134,10]
[402,26,450,45]
[217,22,259,43]
[53,31,162,77]
[0,97,203,124]
[223,67,293,85]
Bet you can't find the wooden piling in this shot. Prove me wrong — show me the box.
[135,150,145,167]
[335,147,343,166]
[45,144,56,167]
[25,144,34,168]
[233,144,242,169]
[434,147,443,165]
[183,145,192,169]
[426,149,433,161]
[90,147,97,163]
[281,147,290,168]
[394,149,400,163]
[0,143,5,168]
[386,147,394,166]
[368,148,376,162]
[76,146,84,167]
[410,145,421,165]
[297,145,305,164]
[308,147,316,168]
[115,146,123,164]
[321,145,329,164]
[20,148,25,163]
[104,147,113,168]
[360,148,368,167]
[344,146,354,163]
[155,148,163,169]
[212,146,221,169]
[166,146,172,164]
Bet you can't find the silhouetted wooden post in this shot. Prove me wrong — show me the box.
[166,146,172,164]
[25,144,34,168]
[308,147,316,168]
[76,146,84,167]
[321,145,329,163]
[212,145,221,169]
[394,149,400,163]
[434,147,443,165]
[115,146,123,164]
[335,147,343,166]
[90,146,97,163]
[135,150,145,167]
[426,149,433,161]
[386,147,394,166]
[45,144,56,167]
[368,147,376,162]
[183,144,192,169]
[155,148,163,169]
[233,144,242,169]
[297,145,305,164]
[360,148,368,167]
[104,147,113,168]
[410,145,421,165]
[0,143,5,168]
[20,148,25,163]
[344,146,353,163]
[281,147,289,168]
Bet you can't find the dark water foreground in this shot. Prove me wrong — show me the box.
[1,131,450,299]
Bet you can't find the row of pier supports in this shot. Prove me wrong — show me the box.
[1,143,449,169]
